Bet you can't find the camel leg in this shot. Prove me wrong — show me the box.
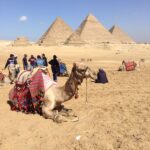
[55,105,77,117]
[42,104,57,120]
[43,90,79,123]
[42,101,78,123]
[42,91,65,123]
[42,91,57,120]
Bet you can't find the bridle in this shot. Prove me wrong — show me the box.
[66,66,89,99]
[72,66,89,85]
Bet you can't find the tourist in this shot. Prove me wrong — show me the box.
[4,54,15,69]
[28,55,36,70]
[22,54,28,70]
[14,55,18,65]
[14,55,20,76]
[48,55,60,82]
[42,53,48,67]
[36,55,44,67]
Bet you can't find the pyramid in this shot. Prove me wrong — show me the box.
[38,17,73,46]
[109,25,136,44]
[12,37,31,46]
[65,32,86,46]
[76,13,120,44]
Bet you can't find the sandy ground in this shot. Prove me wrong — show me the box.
[0,43,150,150]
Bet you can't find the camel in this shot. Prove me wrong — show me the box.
[118,59,146,71]
[0,71,11,85]
[42,63,96,122]
[9,63,97,123]
[0,64,20,85]
[8,64,20,83]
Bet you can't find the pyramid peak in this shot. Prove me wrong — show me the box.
[109,25,121,33]
[37,16,73,46]
[55,16,64,22]
[85,13,98,22]
[113,25,120,29]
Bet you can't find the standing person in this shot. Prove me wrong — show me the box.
[14,55,18,65]
[28,55,36,70]
[4,54,15,69]
[48,55,60,82]
[36,55,44,67]
[4,54,18,83]
[22,54,28,70]
[42,53,48,67]
[14,55,20,76]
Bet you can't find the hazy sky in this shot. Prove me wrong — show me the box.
[0,0,150,43]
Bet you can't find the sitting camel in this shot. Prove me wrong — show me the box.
[9,63,96,122]
[42,63,96,122]
[118,59,145,71]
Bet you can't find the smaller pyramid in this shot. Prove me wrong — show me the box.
[38,17,73,46]
[65,33,86,46]
[12,37,31,46]
[109,25,135,44]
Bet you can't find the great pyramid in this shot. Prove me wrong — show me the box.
[12,37,31,46]
[65,32,86,46]
[109,25,135,44]
[38,17,73,46]
[76,13,120,44]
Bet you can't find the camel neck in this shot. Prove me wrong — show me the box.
[64,72,80,101]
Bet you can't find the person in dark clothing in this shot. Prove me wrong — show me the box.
[14,55,18,65]
[48,55,60,82]
[4,54,15,69]
[42,53,48,67]
[95,69,108,84]
[14,55,20,76]
[28,55,36,70]
[22,54,28,70]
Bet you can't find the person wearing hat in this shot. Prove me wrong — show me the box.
[48,55,60,82]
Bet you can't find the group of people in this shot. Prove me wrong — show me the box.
[22,54,48,70]
[4,54,60,82]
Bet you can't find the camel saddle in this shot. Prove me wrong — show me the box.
[124,61,137,71]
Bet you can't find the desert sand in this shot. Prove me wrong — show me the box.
[0,43,150,150]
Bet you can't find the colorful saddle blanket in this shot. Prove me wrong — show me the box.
[124,61,137,71]
[9,69,56,114]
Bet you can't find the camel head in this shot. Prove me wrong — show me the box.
[72,63,97,81]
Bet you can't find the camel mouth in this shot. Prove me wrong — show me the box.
[85,69,97,80]
[89,75,97,80]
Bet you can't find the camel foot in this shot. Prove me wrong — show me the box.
[55,105,72,112]
[54,114,79,123]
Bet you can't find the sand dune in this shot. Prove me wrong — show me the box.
[0,43,150,150]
